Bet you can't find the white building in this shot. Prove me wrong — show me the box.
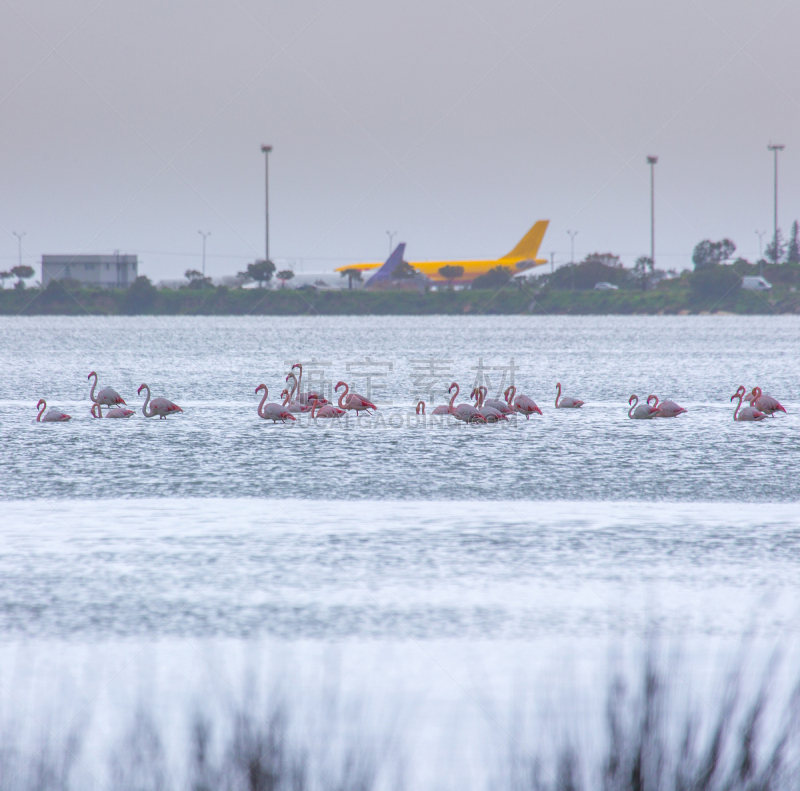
[42,254,138,289]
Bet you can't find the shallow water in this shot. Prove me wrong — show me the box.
[1,316,799,789]
[1,315,798,500]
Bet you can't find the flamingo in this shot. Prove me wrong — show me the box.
[416,401,426,415]
[36,399,70,422]
[483,388,514,415]
[505,385,542,419]
[291,364,327,405]
[628,394,658,419]
[647,394,687,418]
[745,387,786,416]
[335,381,377,414]
[731,386,766,421]
[138,383,183,419]
[473,386,508,422]
[91,403,134,419]
[310,397,345,419]
[450,383,486,423]
[88,371,125,415]
[431,384,457,415]
[255,384,296,423]
[284,374,313,413]
[555,382,584,409]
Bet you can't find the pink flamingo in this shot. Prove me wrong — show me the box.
[431,384,458,415]
[284,374,313,413]
[91,403,134,418]
[505,385,542,418]
[450,383,485,423]
[628,394,658,419]
[291,364,327,405]
[255,384,296,423]
[473,386,508,422]
[416,401,426,415]
[88,371,125,415]
[310,397,345,419]
[646,394,687,418]
[138,383,183,419]
[335,381,377,414]
[731,386,767,421]
[36,399,70,422]
[746,387,786,416]
[483,388,514,415]
[555,382,584,409]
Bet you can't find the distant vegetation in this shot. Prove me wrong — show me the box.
[4,231,800,315]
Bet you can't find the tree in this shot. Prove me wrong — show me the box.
[10,265,34,289]
[765,230,785,265]
[471,265,513,289]
[123,275,158,314]
[438,265,464,289]
[633,256,654,291]
[340,268,363,290]
[276,270,295,288]
[0,271,10,289]
[184,269,213,289]
[544,253,631,291]
[237,259,275,288]
[692,239,736,271]
[787,221,800,264]
[392,260,418,280]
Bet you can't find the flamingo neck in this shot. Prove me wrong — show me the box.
[337,383,348,408]
[88,373,98,403]
[449,384,459,408]
[628,396,637,418]
[140,385,152,417]
[311,399,319,419]
[416,401,424,415]
[555,382,561,408]
[733,394,742,420]
[506,386,516,405]
[37,400,46,421]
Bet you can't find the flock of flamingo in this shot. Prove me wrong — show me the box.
[34,365,786,424]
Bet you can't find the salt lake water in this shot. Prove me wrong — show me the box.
[0,315,798,789]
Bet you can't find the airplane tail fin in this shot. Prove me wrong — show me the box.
[500,220,549,262]
[365,243,406,286]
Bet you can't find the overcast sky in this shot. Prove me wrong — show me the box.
[1,0,799,281]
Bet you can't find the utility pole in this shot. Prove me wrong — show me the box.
[566,230,578,264]
[386,231,397,257]
[12,231,25,269]
[767,144,784,263]
[550,251,555,275]
[261,144,273,263]
[198,231,211,277]
[647,156,658,265]
[755,230,766,276]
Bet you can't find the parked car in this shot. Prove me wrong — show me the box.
[741,276,772,291]
[594,281,619,290]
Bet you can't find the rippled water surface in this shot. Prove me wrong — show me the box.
[1,315,798,500]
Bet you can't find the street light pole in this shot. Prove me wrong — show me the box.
[566,230,578,264]
[261,144,273,263]
[198,231,211,277]
[386,231,397,257]
[767,144,784,263]
[647,156,658,265]
[12,231,25,269]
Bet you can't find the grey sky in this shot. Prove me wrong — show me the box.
[1,0,798,281]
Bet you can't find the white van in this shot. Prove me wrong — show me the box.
[741,276,772,291]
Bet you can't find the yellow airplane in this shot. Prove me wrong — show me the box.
[335,220,549,284]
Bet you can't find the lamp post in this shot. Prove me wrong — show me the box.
[647,156,658,265]
[755,230,766,276]
[198,231,211,277]
[566,230,578,264]
[767,144,784,263]
[12,231,25,269]
[261,144,273,263]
